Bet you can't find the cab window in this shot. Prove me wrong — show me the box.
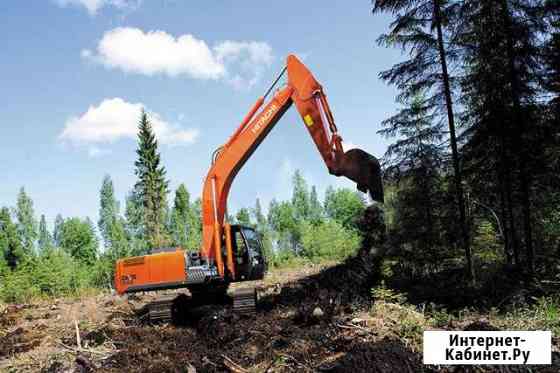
[242,228,261,257]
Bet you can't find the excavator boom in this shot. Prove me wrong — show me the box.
[201,54,383,270]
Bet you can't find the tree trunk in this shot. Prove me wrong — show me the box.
[499,134,520,265]
[499,0,534,275]
[498,173,512,264]
[434,0,474,281]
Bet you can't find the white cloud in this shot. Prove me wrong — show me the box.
[55,0,141,15]
[83,27,274,88]
[59,98,199,150]
[88,146,112,158]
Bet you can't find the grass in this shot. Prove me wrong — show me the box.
[369,283,560,353]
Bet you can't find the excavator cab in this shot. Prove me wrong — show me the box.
[230,225,267,281]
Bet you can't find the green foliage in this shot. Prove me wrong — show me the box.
[124,188,148,256]
[541,193,560,253]
[15,187,37,254]
[0,207,25,269]
[308,186,323,225]
[58,217,99,265]
[253,198,266,227]
[169,184,197,251]
[38,214,53,254]
[472,220,501,263]
[235,208,252,227]
[300,220,360,260]
[98,175,120,248]
[53,214,64,247]
[292,170,310,221]
[170,185,201,251]
[268,199,298,252]
[0,252,96,303]
[134,110,170,248]
[324,186,366,231]
[371,281,407,304]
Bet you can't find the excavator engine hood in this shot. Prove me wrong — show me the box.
[334,148,384,202]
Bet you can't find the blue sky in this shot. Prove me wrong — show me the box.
[0,0,402,227]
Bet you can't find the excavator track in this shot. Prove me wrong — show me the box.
[232,288,257,315]
[138,295,176,323]
[138,288,256,324]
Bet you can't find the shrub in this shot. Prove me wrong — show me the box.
[300,220,360,261]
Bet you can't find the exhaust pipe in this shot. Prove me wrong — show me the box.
[333,148,384,203]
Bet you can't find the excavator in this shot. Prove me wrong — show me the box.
[114,55,384,321]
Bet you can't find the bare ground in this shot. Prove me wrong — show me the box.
[1,255,558,373]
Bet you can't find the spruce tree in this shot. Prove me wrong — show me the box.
[134,110,170,249]
[378,94,447,265]
[15,187,37,255]
[459,0,545,272]
[373,0,474,280]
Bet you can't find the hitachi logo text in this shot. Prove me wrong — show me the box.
[251,104,278,134]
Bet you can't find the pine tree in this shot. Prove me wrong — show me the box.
[0,207,24,269]
[373,0,474,280]
[15,187,37,255]
[134,110,170,249]
[38,214,53,254]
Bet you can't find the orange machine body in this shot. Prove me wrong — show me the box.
[115,249,187,295]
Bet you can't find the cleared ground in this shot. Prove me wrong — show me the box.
[1,255,558,372]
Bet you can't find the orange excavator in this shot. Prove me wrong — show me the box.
[114,55,383,321]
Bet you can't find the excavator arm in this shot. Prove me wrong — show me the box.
[201,55,383,276]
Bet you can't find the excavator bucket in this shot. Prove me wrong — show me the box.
[336,148,384,202]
